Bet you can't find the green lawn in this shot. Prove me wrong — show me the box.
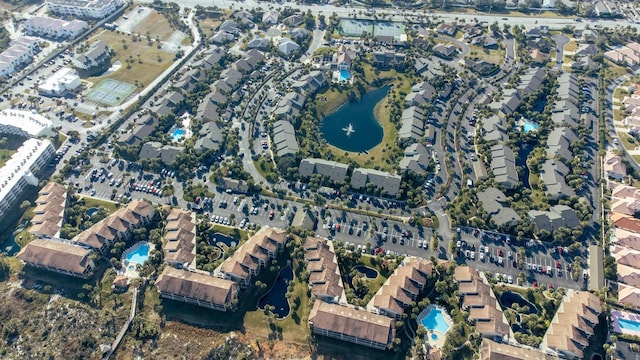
[468,44,505,65]
[605,59,630,80]
[254,158,278,183]
[182,184,215,202]
[82,196,118,213]
[315,87,349,117]
[614,87,629,104]
[618,131,638,151]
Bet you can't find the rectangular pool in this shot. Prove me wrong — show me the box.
[619,318,640,332]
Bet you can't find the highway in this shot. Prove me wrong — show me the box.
[138,0,640,31]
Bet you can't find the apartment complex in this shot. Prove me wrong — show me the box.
[308,301,396,350]
[72,40,113,76]
[479,338,560,360]
[454,266,510,341]
[0,109,54,138]
[368,258,433,320]
[46,0,124,19]
[23,17,88,40]
[540,291,602,359]
[73,200,155,254]
[163,208,196,268]
[0,38,39,77]
[155,267,238,312]
[217,227,287,286]
[303,237,345,304]
[0,139,55,220]
[17,238,95,278]
[30,182,67,238]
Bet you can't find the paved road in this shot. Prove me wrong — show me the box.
[552,34,570,69]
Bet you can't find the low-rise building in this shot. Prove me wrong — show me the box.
[24,17,88,40]
[72,40,113,76]
[164,208,196,268]
[38,67,82,97]
[117,114,158,147]
[477,187,520,227]
[479,338,560,359]
[299,158,349,183]
[17,238,95,278]
[368,257,433,320]
[541,291,601,359]
[46,0,124,19]
[398,106,424,143]
[539,160,575,201]
[155,267,239,312]
[604,151,627,180]
[399,143,431,175]
[30,182,67,238]
[490,145,519,190]
[272,120,299,157]
[139,141,182,165]
[528,205,580,233]
[351,168,402,196]
[73,200,155,254]
[308,301,396,350]
[372,51,405,68]
[217,227,287,286]
[303,237,344,304]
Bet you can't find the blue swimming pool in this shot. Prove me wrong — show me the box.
[339,69,351,82]
[619,318,640,332]
[172,128,185,142]
[522,120,539,133]
[421,308,451,334]
[125,243,150,265]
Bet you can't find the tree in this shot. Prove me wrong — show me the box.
[19,200,31,210]
[0,256,10,281]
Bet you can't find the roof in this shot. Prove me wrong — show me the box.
[272,120,299,157]
[219,227,286,280]
[351,168,401,196]
[588,245,605,291]
[155,267,237,305]
[0,109,53,137]
[480,338,559,360]
[299,158,349,183]
[309,301,396,345]
[17,238,93,274]
[604,151,627,178]
[543,291,601,359]
[612,213,640,233]
[477,187,521,226]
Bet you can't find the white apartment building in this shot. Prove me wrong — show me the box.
[46,0,124,19]
[0,139,55,219]
[0,38,38,77]
[24,17,88,40]
[0,109,54,138]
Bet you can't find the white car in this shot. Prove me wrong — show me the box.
[507,275,513,284]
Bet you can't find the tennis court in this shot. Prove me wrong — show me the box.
[86,79,136,106]
[373,22,405,37]
[339,19,374,37]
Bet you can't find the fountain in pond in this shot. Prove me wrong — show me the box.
[342,123,355,137]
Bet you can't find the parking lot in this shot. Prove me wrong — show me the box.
[456,227,588,290]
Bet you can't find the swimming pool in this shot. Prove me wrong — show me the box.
[339,69,351,82]
[172,128,185,142]
[421,308,451,334]
[125,243,150,265]
[522,120,539,133]
[619,318,640,332]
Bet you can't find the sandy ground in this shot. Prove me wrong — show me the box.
[116,6,153,34]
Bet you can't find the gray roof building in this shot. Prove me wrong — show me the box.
[398,106,424,142]
[299,158,349,183]
[139,141,182,165]
[194,122,224,153]
[351,168,402,196]
[273,92,306,119]
[117,114,158,146]
[372,51,405,68]
[517,68,545,95]
[196,95,219,123]
[399,143,431,174]
[539,160,575,201]
[481,115,507,143]
[278,38,300,56]
[551,100,580,127]
[490,144,519,189]
[272,120,299,157]
[477,187,521,227]
[292,70,327,95]
[528,205,580,233]
[247,37,270,49]
[546,127,577,162]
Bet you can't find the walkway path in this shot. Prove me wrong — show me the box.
[102,287,138,360]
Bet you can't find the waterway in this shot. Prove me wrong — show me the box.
[258,266,293,319]
[320,85,389,152]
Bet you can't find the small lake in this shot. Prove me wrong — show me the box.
[1,234,20,256]
[209,233,238,247]
[499,290,539,315]
[516,142,536,189]
[258,266,293,319]
[353,265,378,279]
[320,85,389,152]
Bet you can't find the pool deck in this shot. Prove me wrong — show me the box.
[119,241,150,279]
[612,309,640,337]
[417,305,453,349]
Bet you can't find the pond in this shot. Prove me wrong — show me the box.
[515,142,536,190]
[1,234,20,256]
[209,233,238,248]
[258,266,293,319]
[499,290,539,315]
[86,207,99,217]
[352,265,378,279]
[320,85,390,153]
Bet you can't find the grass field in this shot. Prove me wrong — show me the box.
[605,59,630,80]
[85,30,173,88]
[468,44,505,65]
[618,131,638,151]
[132,10,177,41]
[82,196,119,213]
[564,40,578,53]
[199,17,223,35]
